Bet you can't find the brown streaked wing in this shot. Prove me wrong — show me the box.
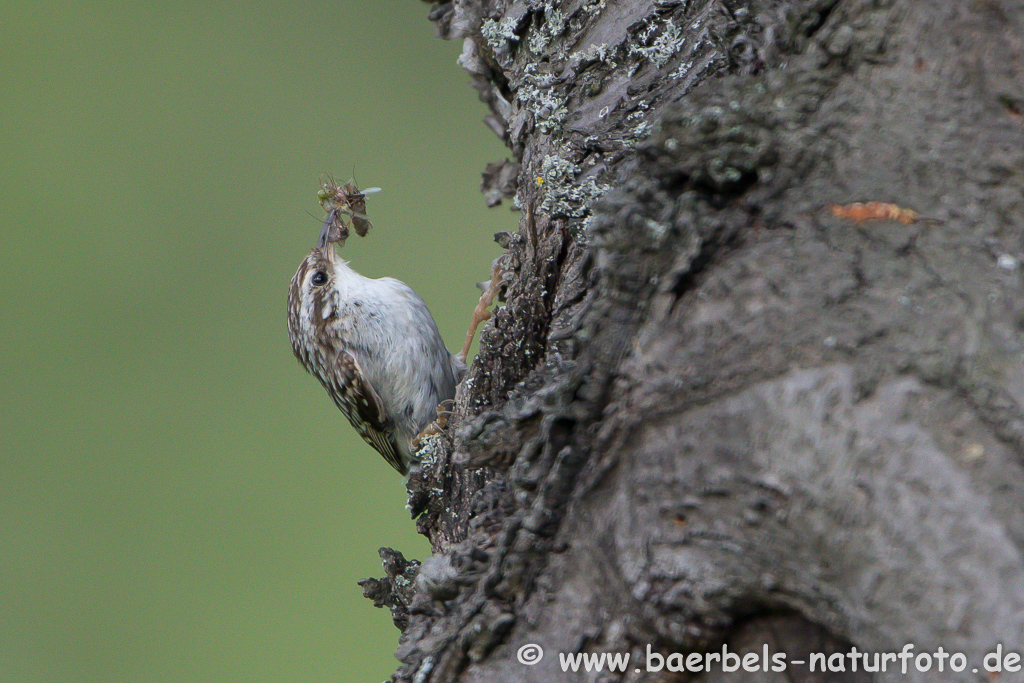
[328,349,407,475]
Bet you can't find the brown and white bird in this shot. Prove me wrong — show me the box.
[287,218,466,474]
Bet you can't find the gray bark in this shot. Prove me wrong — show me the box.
[361,1,1024,680]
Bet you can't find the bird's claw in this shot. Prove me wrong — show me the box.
[459,257,512,363]
[412,400,455,449]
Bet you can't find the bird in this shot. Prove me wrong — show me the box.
[287,216,466,475]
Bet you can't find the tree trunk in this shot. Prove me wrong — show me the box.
[361,1,1024,680]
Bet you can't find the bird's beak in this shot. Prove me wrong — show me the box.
[319,211,339,265]
[318,210,334,250]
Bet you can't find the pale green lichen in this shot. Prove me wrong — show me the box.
[527,7,565,53]
[537,154,611,228]
[670,59,693,79]
[629,17,685,68]
[627,120,655,145]
[516,63,569,133]
[626,107,649,122]
[481,17,520,51]
[413,432,445,465]
[570,42,615,68]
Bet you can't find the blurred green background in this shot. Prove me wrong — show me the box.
[1,2,510,681]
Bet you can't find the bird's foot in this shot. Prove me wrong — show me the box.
[458,258,512,363]
[412,400,456,450]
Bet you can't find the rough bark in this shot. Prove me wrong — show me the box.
[364,1,1024,681]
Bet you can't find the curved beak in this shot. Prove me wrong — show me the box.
[319,209,342,264]
[318,209,335,250]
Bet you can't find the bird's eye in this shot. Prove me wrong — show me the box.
[311,271,328,286]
